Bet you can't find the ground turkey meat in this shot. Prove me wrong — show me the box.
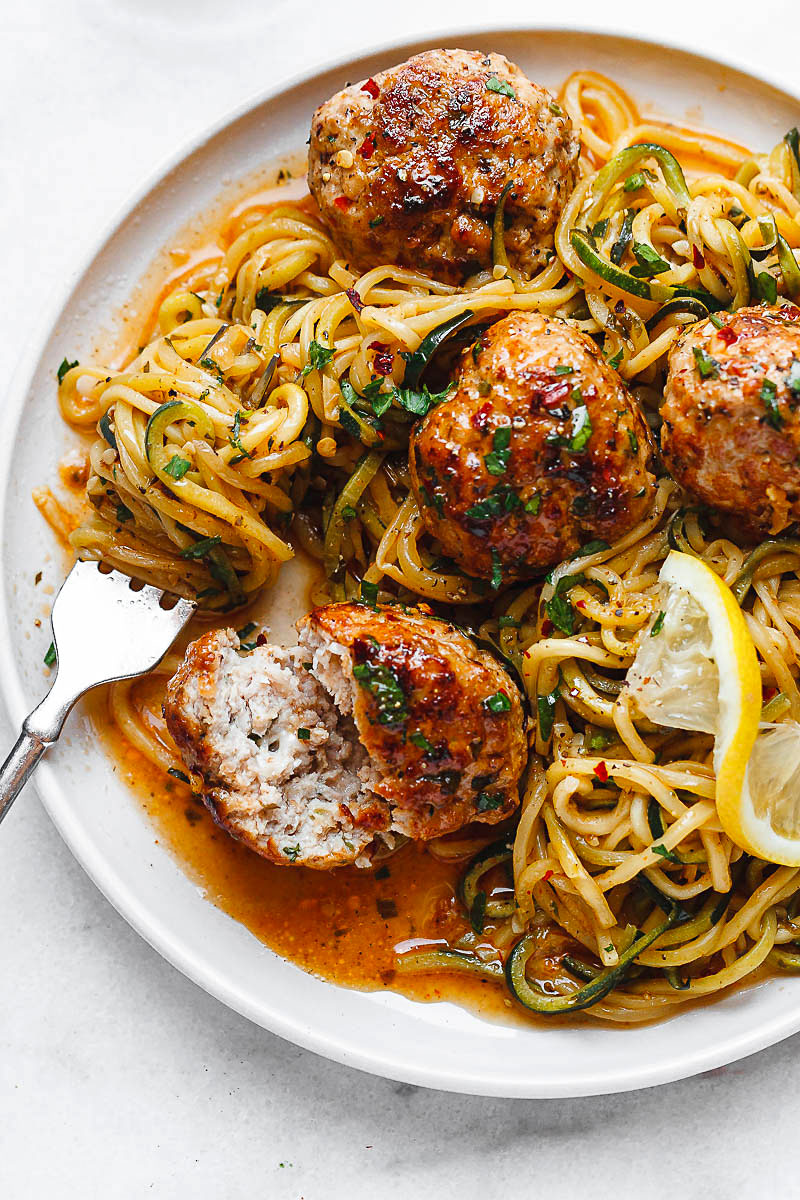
[163,602,527,868]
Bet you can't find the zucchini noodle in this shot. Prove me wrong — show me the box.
[49,70,800,1023]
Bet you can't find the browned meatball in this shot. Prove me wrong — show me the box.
[163,602,526,868]
[301,603,526,839]
[409,312,658,581]
[307,48,579,284]
[661,304,800,534]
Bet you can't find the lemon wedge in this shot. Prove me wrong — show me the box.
[624,551,800,864]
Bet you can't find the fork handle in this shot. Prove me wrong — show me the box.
[0,730,48,826]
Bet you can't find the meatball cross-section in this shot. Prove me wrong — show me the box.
[308,49,580,283]
[409,311,658,582]
[164,602,526,868]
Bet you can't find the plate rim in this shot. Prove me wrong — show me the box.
[4,21,800,1098]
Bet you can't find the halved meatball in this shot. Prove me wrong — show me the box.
[308,48,580,283]
[661,304,800,534]
[164,602,526,868]
[409,312,658,581]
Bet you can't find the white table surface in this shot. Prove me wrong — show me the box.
[3,2,800,1196]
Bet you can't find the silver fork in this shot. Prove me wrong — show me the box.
[0,560,195,825]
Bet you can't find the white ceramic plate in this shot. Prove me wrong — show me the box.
[5,26,800,1098]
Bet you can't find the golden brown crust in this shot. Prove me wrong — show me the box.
[661,304,800,535]
[163,628,224,777]
[300,602,527,838]
[409,311,658,580]
[307,49,579,283]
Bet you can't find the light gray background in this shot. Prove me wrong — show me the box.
[2,2,799,1196]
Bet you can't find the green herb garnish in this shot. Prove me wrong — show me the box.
[486,75,516,100]
[57,358,78,385]
[163,454,191,479]
[352,659,408,728]
[692,345,720,379]
[484,424,512,475]
[302,340,334,376]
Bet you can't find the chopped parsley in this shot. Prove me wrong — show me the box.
[282,844,301,862]
[410,730,435,753]
[115,503,133,523]
[524,493,541,515]
[708,312,726,329]
[692,345,720,379]
[761,377,782,428]
[498,616,519,629]
[630,242,671,277]
[484,424,512,475]
[575,539,610,558]
[537,679,560,741]
[483,691,511,714]
[652,843,681,865]
[607,348,624,370]
[651,610,666,637]
[297,728,311,740]
[167,767,190,783]
[586,731,610,751]
[236,621,257,641]
[544,573,585,636]
[627,429,639,454]
[163,454,191,479]
[490,548,503,591]
[486,75,516,99]
[43,642,56,667]
[302,339,334,376]
[569,405,592,452]
[754,271,778,304]
[57,357,78,384]
[352,659,408,728]
[369,216,384,229]
[179,535,222,559]
[360,579,379,607]
[591,218,610,239]
[392,381,453,417]
[465,482,520,520]
[476,792,504,813]
[554,364,574,376]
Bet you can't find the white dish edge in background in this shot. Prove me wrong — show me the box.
[3,25,800,1098]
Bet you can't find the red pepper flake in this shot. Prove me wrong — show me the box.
[575,599,586,610]
[359,134,376,160]
[361,77,379,99]
[692,244,705,269]
[763,686,778,702]
[471,400,493,431]
[536,379,572,410]
[593,760,609,783]
[346,286,364,314]
[369,340,393,376]
[542,870,554,882]
[333,195,352,212]
[717,324,738,346]
[541,618,554,636]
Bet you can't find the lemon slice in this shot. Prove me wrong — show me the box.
[624,551,800,864]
